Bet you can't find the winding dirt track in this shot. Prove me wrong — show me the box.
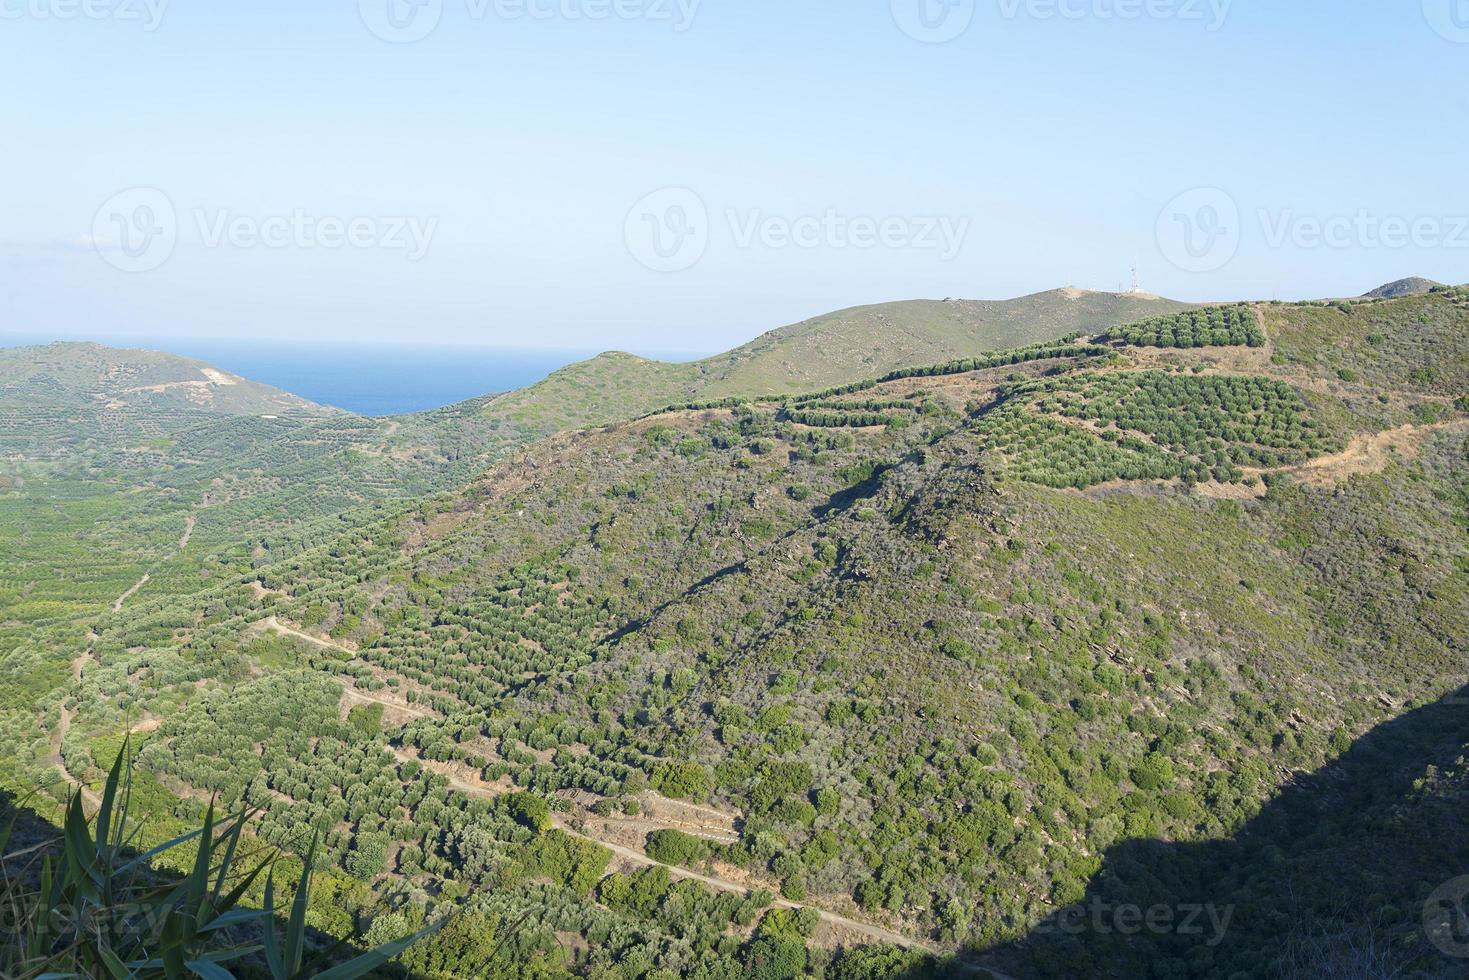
[260,617,436,721]
[1289,419,1469,486]
[250,617,940,952]
[425,757,935,953]
[46,570,1020,969]
[340,687,434,720]
[112,573,151,613]
[112,510,198,614]
[49,653,101,809]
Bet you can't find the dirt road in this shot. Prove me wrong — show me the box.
[112,510,199,613]
[1290,419,1469,486]
[404,753,934,953]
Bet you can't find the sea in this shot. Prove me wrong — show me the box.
[1,334,706,417]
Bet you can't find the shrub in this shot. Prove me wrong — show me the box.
[645,829,709,866]
[744,937,807,980]
[654,761,712,801]
[1130,754,1176,791]
[507,791,552,833]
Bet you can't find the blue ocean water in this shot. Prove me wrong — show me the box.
[133,340,598,416]
[1,334,706,417]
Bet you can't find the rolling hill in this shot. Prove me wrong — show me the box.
[477,288,1192,435]
[0,288,1186,634]
[5,289,1467,977]
[0,341,328,415]
[1362,276,1443,299]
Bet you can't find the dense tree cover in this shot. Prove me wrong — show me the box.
[977,370,1339,488]
[1101,305,1265,349]
[5,291,1469,977]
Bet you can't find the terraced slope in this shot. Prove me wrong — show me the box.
[9,291,1467,978]
[477,288,1192,435]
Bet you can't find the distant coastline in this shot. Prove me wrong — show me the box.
[0,335,709,416]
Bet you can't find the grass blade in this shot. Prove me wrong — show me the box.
[307,924,439,980]
[95,741,126,868]
[283,835,318,977]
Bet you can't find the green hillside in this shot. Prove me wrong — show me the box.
[703,288,1193,397]
[5,291,1467,978]
[0,289,1175,649]
[479,289,1191,436]
[0,348,529,645]
[0,341,327,415]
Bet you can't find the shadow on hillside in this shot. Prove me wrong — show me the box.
[815,460,901,519]
[966,684,1469,980]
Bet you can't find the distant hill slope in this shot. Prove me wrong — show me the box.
[45,291,1466,977]
[478,288,1192,434]
[1362,276,1442,298]
[7,290,1469,978]
[0,342,328,415]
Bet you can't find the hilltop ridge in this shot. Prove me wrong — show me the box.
[476,287,1192,435]
[0,341,328,416]
[1362,276,1443,298]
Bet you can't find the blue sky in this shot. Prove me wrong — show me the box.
[1,0,1465,353]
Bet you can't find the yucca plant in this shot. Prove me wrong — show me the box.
[0,744,434,979]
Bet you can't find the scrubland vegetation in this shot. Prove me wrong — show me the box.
[3,290,1469,977]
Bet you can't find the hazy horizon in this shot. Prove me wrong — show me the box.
[0,275,1436,357]
[3,2,1464,352]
